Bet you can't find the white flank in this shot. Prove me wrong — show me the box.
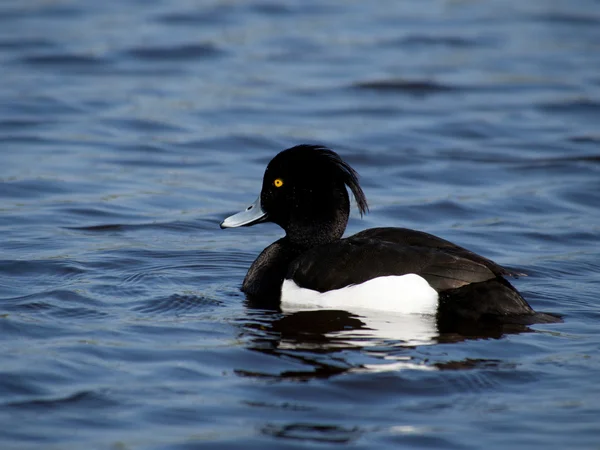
[281,274,439,315]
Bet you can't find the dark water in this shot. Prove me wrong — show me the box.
[1,1,600,448]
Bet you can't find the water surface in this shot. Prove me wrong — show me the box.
[1,1,600,448]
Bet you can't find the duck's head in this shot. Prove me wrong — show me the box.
[221,145,368,246]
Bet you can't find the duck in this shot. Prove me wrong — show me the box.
[221,145,559,325]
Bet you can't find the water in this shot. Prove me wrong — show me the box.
[1,0,600,448]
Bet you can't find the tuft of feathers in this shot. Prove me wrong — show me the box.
[285,145,369,216]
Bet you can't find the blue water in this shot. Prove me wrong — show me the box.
[1,1,600,448]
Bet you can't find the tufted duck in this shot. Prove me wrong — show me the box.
[221,145,559,324]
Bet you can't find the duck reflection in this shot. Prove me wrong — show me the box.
[238,300,535,381]
[273,307,439,348]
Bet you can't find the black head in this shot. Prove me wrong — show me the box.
[260,145,368,245]
[221,145,368,247]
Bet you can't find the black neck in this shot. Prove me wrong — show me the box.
[283,185,350,248]
[242,238,304,304]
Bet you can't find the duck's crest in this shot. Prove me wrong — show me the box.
[288,144,369,216]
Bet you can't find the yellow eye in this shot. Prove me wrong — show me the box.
[274,178,283,188]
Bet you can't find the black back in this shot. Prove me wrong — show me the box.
[287,227,502,292]
[286,227,544,320]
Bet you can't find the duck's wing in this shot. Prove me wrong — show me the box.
[287,236,498,293]
[351,227,523,278]
[286,228,551,323]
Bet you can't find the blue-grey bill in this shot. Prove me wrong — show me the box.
[220,196,267,229]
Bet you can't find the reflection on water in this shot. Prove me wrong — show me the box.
[277,308,438,347]
[239,306,534,380]
[261,422,362,445]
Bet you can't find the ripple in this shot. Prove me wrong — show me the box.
[67,219,211,233]
[20,53,110,69]
[0,179,74,199]
[261,422,362,444]
[539,98,600,115]
[1,94,83,116]
[395,34,490,48]
[0,118,49,131]
[0,260,87,300]
[0,260,85,279]
[0,3,83,21]
[102,117,185,133]
[0,38,55,50]
[6,390,117,410]
[126,42,225,61]
[534,12,600,25]
[568,134,600,144]
[3,290,107,320]
[352,79,460,95]
[157,8,234,26]
[131,294,223,315]
[0,373,49,398]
